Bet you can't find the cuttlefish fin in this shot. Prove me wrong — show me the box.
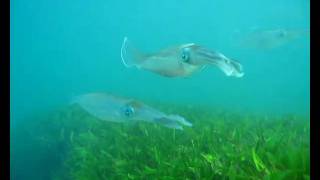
[121,37,146,68]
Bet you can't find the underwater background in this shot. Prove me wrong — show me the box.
[11,0,310,179]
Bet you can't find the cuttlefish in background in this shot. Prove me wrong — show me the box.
[232,28,309,49]
[71,93,192,130]
[121,37,244,78]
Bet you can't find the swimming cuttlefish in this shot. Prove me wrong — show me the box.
[121,37,244,78]
[232,28,309,49]
[72,93,192,130]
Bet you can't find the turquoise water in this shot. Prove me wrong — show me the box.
[11,0,310,179]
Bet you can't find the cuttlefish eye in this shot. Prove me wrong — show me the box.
[123,105,135,117]
[181,47,190,62]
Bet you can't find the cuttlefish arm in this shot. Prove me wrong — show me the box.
[131,101,192,130]
[181,44,244,77]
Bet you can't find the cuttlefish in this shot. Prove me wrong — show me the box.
[71,93,192,130]
[121,37,244,78]
[232,28,309,49]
